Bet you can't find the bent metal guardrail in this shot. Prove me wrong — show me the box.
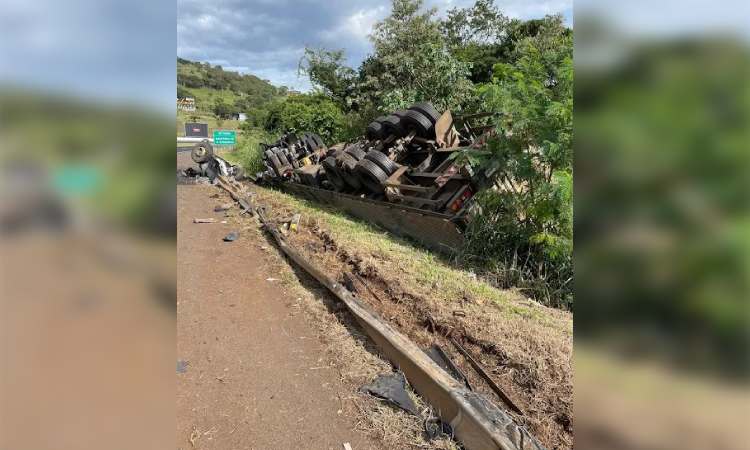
[177,137,214,144]
[255,204,546,450]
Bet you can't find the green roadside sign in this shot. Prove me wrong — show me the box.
[213,130,236,146]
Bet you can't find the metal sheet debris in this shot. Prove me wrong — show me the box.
[360,372,420,416]
[224,232,240,242]
[177,361,190,374]
[451,338,522,415]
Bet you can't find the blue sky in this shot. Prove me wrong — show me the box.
[177,0,574,92]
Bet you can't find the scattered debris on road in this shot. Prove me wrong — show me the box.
[177,361,190,374]
[289,213,301,232]
[425,344,472,391]
[360,372,420,416]
[214,203,234,212]
[451,338,523,416]
[342,271,358,293]
[194,218,216,223]
[177,168,210,185]
[223,232,240,242]
[424,417,453,441]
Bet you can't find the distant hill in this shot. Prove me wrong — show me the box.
[177,57,290,114]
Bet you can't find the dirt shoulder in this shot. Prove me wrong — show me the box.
[176,183,384,449]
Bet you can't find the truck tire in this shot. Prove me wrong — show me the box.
[305,137,319,153]
[337,153,361,189]
[310,134,324,148]
[409,102,441,124]
[364,151,396,176]
[344,146,366,161]
[400,110,435,139]
[191,142,214,163]
[269,154,282,176]
[274,149,289,166]
[392,109,409,118]
[322,157,347,191]
[365,121,385,141]
[382,115,406,138]
[354,159,388,194]
[232,165,246,181]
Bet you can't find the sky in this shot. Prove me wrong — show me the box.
[176,0,574,92]
[1,0,745,110]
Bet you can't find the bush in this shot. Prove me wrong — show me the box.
[228,128,275,174]
[264,94,343,144]
[462,37,573,309]
[213,99,233,119]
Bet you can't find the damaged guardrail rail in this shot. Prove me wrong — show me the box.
[256,206,546,450]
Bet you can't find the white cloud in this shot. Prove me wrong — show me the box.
[428,0,572,20]
[320,6,387,51]
[175,0,574,94]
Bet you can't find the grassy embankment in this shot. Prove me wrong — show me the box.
[222,180,574,449]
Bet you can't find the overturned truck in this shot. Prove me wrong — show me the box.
[257,103,497,254]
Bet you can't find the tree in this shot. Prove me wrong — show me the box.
[213,99,233,119]
[379,44,474,113]
[298,45,357,107]
[359,0,456,110]
[369,0,444,59]
[441,0,509,47]
[439,4,570,83]
[177,86,192,100]
[440,0,509,83]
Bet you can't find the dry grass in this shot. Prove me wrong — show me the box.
[222,183,572,449]
[229,209,458,450]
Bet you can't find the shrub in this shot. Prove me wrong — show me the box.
[462,37,573,309]
[228,128,275,174]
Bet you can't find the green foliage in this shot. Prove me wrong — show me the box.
[228,128,276,174]
[298,45,357,107]
[353,0,478,113]
[378,44,475,113]
[177,57,288,113]
[240,106,271,130]
[463,33,573,308]
[441,0,509,47]
[264,94,344,144]
[370,0,444,59]
[212,98,233,119]
[440,2,571,83]
[177,86,192,99]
